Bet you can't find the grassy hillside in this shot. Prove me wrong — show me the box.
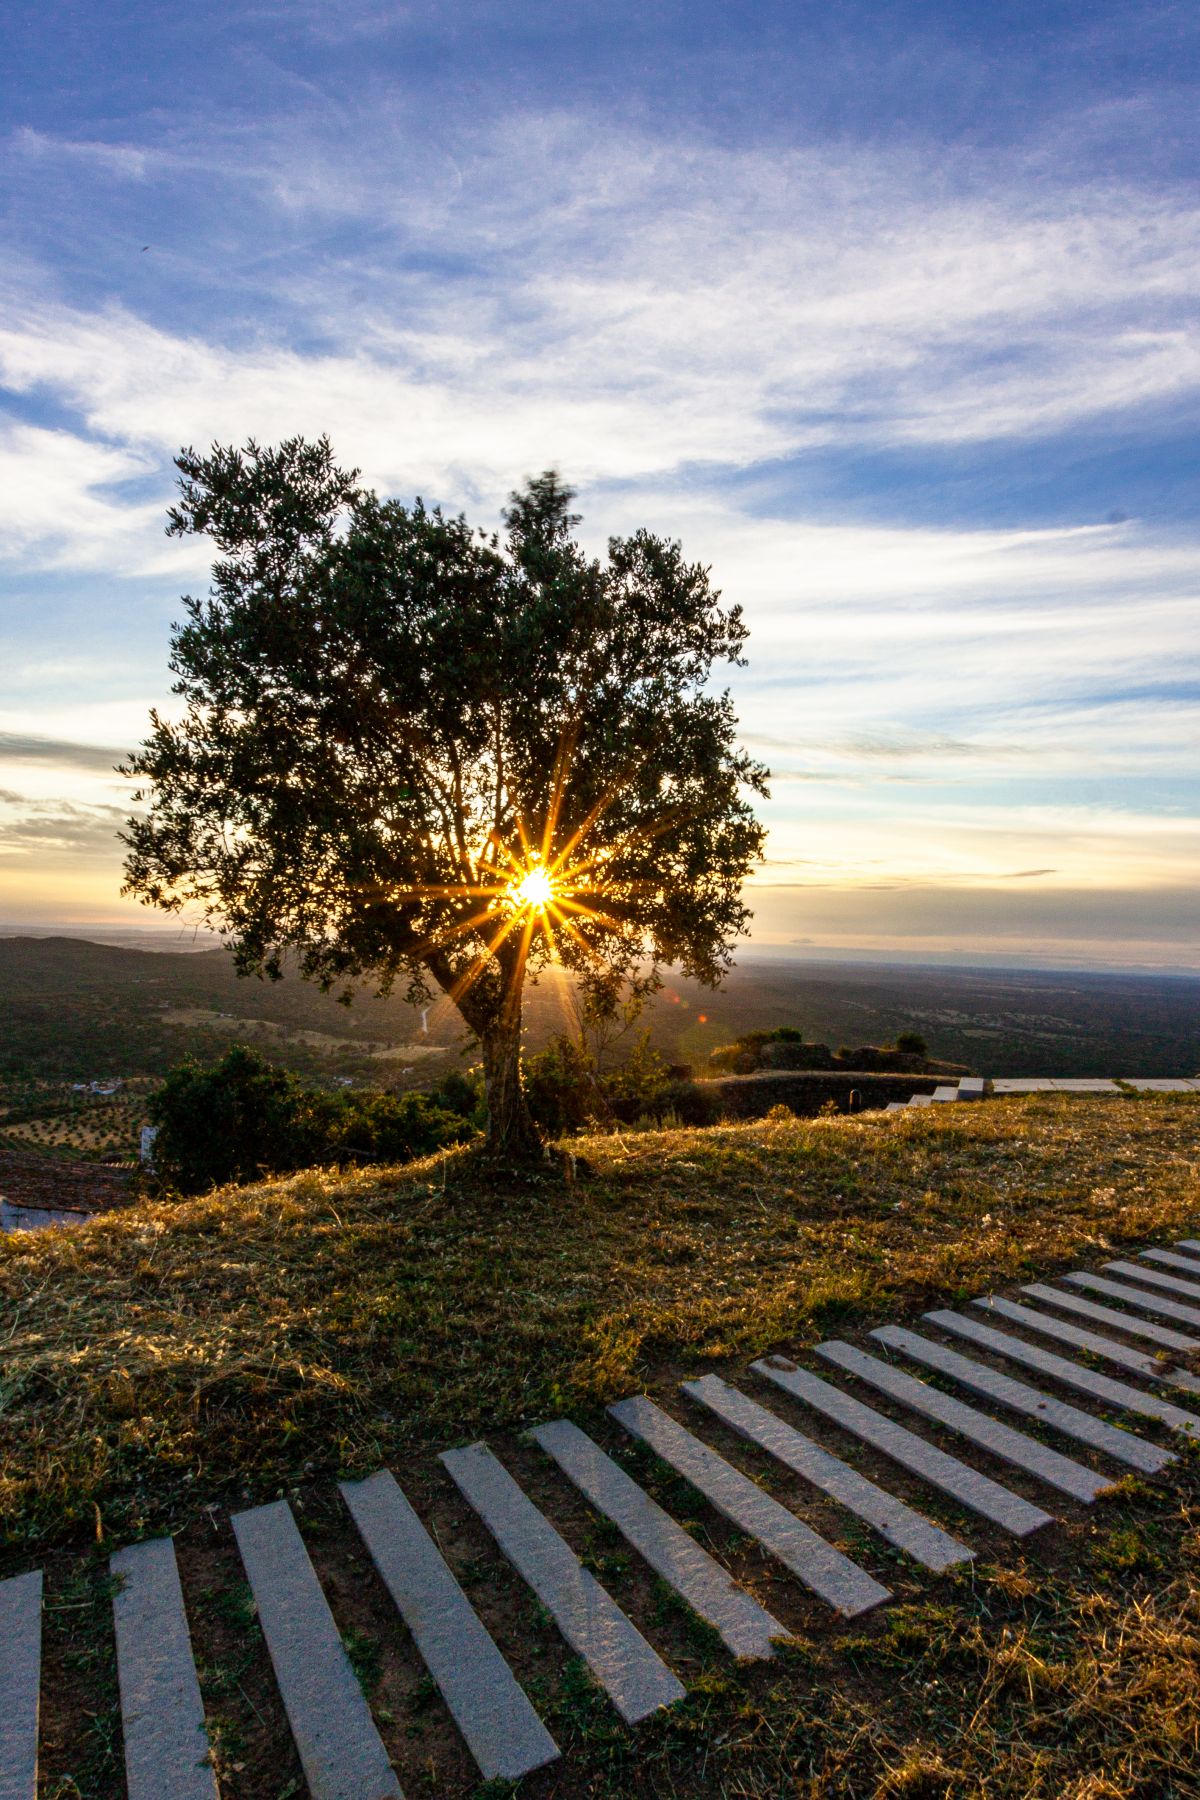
[4,1094,1200,1797]
[3,1094,1198,1554]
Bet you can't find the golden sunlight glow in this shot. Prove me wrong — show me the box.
[508,863,556,913]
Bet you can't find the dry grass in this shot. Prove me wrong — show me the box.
[5,1094,1200,1797]
[2,1093,1198,1558]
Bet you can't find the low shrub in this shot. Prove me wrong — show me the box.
[149,1046,473,1193]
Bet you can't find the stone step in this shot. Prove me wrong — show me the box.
[608,1395,890,1617]
[339,1469,558,1782]
[682,1374,972,1573]
[1020,1283,1200,1353]
[1174,1240,1200,1258]
[231,1499,404,1800]
[872,1324,1170,1475]
[1104,1260,1200,1304]
[925,1310,1200,1440]
[931,1086,960,1102]
[0,1570,41,1800]
[816,1340,1108,1501]
[1139,1248,1200,1283]
[110,1538,219,1800]
[751,1358,1052,1537]
[992,1079,1056,1092]
[1121,1078,1199,1092]
[956,1078,987,1098]
[1065,1271,1200,1331]
[441,1441,685,1726]
[969,1295,1200,1396]
[531,1419,786,1660]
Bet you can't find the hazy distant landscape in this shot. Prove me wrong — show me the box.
[3,934,1197,1091]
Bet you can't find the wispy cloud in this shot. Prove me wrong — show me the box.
[1,86,1198,960]
[0,732,126,774]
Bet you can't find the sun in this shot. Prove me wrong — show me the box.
[508,863,556,913]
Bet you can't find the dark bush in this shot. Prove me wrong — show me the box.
[149,1046,473,1193]
[523,1035,600,1135]
[895,1031,929,1056]
[523,1030,671,1133]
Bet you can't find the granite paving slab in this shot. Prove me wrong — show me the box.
[874,1323,1170,1474]
[1020,1282,1200,1352]
[751,1358,1052,1535]
[970,1294,1200,1393]
[1139,1247,1200,1281]
[683,1374,972,1572]
[818,1339,1109,1500]
[1106,1260,1200,1303]
[532,1419,786,1659]
[441,1441,685,1726]
[110,1538,218,1800]
[339,1470,558,1782]
[1066,1271,1200,1331]
[0,1571,41,1800]
[925,1311,1200,1439]
[232,1499,404,1800]
[609,1395,890,1616]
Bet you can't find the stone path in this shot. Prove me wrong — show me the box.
[7,1237,1200,1795]
[885,1073,1199,1112]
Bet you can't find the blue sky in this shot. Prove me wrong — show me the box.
[1,0,1198,966]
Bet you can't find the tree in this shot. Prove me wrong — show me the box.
[122,438,769,1159]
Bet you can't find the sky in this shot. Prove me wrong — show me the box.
[1,0,1198,969]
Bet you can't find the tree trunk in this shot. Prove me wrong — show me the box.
[480,1013,542,1160]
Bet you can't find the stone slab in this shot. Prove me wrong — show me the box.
[683,1374,972,1573]
[1022,1281,1200,1352]
[970,1294,1195,1387]
[925,1310,1200,1440]
[231,1499,404,1800]
[441,1441,684,1725]
[1120,1078,1199,1092]
[0,1570,41,1800]
[957,1078,987,1098]
[819,1339,1108,1500]
[751,1358,1052,1536]
[1106,1259,1200,1303]
[991,1079,1055,1092]
[877,1322,1169,1475]
[931,1086,960,1102]
[532,1419,785,1659]
[1174,1240,1200,1258]
[111,1538,218,1800]
[1066,1271,1200,1331]
[608,1395,890,1616]
[1047,1080,1121,1092]
[1139,1248,1200,1282]
[339,1470,558,1781]
[907,1094,933,1107]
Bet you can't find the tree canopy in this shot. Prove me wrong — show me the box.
[122,438,769,1155]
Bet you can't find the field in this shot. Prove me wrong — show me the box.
[3,1093,1200,1796]
[3,936,1200,1099]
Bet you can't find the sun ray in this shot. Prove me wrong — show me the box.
[449,907,529,1005]
[537,712,584,863]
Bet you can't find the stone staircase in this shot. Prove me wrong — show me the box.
[884,1074,1200,1112]
[6,1239,1200,1797]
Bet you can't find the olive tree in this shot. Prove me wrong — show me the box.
[122,438,768,1158]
